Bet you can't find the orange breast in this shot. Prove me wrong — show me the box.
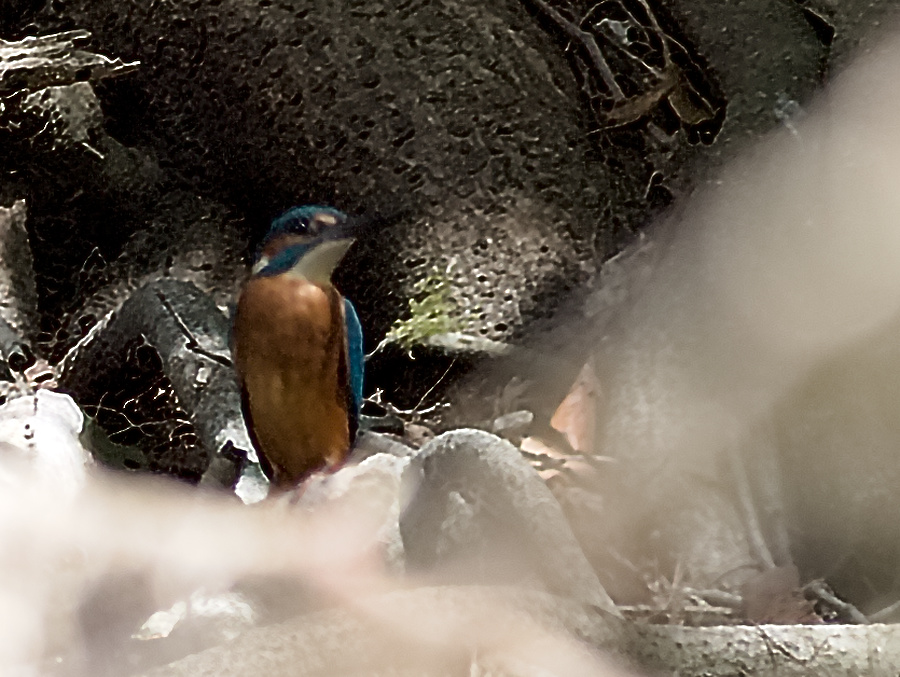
[232,275,350,487]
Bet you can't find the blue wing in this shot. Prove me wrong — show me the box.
[344,298,365,437]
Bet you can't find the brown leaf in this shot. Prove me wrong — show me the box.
[550,358,600,454]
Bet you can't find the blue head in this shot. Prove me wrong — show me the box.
[267,205,348,242]
[253,205,367,281]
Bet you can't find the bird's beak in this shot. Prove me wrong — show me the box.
[326,208,409,242]
[327,216,367,241]
[321,214,375,243]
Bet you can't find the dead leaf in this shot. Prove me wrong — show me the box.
[550,358,601,453]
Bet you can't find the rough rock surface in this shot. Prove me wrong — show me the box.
[27,0,622,343]
[14,0,827,350]
[400,429,618,613]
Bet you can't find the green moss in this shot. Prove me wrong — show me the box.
[382,269,462,350]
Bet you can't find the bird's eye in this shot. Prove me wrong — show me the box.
[303,218,320,236]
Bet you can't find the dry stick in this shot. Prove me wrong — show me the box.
[870,597,900,623]
[725,439,776,570]
[0,30,138,95]
[527,0,626,100]
[803,580,868,624]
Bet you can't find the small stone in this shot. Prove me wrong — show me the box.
[491,409,534,440]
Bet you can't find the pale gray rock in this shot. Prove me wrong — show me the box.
[0,389,90,497]
[400,429,618,615]
[297,450,412,575]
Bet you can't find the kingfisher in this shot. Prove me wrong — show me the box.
[232,205,366,490]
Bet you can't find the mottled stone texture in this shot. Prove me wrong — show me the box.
[657,0,825,151]
[401,429,618,612]
[4,0,840,464]
[12,0,833,352]
[26,0,626,343]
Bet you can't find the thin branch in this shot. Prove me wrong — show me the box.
[527,0,626,100]
[0,30,138,95]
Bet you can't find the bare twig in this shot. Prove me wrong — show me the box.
[869,597,900,623]
[0,30,138,95]
[527,0,626,100]
[725,438,776,569]
[803,580,868,624]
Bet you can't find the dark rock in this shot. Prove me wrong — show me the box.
[659,0,825,160]
[27,0,623,343]
[20,0,808,345]
[59,279,257,491]
[4,0,836,415]
[0,200,38,367]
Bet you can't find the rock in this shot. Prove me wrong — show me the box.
[27,0,620,342]
[8,0,840,419]
[294,451,412,574]
[0,200,38,355]
[492,410,534,442]
[355,431,416,459]
[400,429,618,614]
[59,279,255,488]
[0,30,137,95]
[130,589,260,669]
[137,587,630,677]
[0,389,90,497]
[21,0,823,353]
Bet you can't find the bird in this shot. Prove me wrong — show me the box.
[232,205,366,490]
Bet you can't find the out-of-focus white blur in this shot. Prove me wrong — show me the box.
[599,32,900,463]
[587,26,900,600]
[0,471,637,676]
